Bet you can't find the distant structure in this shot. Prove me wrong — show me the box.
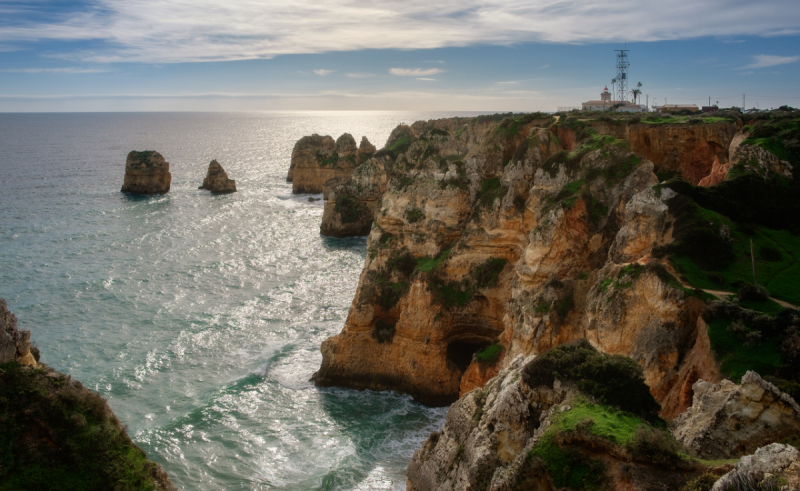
[582,86,645,112]
[657,104,699,113]
[615,48,630,105]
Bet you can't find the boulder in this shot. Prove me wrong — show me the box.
[120,150,171,195]
[673,372,800,459]
[712,444,800,491]
[199,160,236,194]
[0,298,36,366]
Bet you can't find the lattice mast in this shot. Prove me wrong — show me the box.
[615,49,630,104]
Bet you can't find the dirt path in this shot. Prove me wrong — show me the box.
[689,286,799,310]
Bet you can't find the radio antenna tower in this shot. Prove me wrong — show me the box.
[615,48,630,104]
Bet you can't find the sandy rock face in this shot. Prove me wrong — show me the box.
[731,144,794,180]
[673,372,800,459]
[0,299,36,366]
[320,158,387,237]
[199,160,236,193]
[121,150,172,195]
[288,133,376,194]
[712,444,800,491]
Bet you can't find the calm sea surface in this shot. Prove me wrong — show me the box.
[0,111,486,490]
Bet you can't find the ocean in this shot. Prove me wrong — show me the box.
[0,111,486,490]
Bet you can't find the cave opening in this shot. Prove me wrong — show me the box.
[446,341,490,372]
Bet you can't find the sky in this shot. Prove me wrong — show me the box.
[1,0,799,112]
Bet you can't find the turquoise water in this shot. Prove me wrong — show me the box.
[0,112,484,490]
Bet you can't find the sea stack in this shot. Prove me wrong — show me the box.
[199,159,237,194]
[120,150,172,195]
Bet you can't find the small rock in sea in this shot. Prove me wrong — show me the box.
[199,160,237,194]
[121,150,172,195]
[308,197,321,202]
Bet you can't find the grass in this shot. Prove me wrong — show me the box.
[670,217,800,306]
[415,249,451,272]
[529,434,605,491]
[474,343,504,364]
[553,399,644,446]
[707,318,783,381]
[476,177,508,209]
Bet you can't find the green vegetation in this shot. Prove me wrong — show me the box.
[662,189,800,306]
[474,343,504,364]
[534,299,551,313]
[428,279,474,307]
[334,194,365,223]
[680,473,719,491]
[426,257,508,308]
[405,207,426,223]
[0,363,170,491]
[315,150,340,166]
[372,319,396,343]
[375,135,414,160]
[522,340,662,419]
[529,434,606,490]
[476,177,508,209]
[551,399,646,446]
[472,258,507,289]
[707,318,782,381]
[415,249,451,273]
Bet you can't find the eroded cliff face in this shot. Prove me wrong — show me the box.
[586,121,740,185]
[287,133,375,194]
[121,150,172,195]
[310,114,721,414]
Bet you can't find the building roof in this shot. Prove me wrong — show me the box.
[660,104,698,108]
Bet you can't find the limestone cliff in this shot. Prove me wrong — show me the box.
[287,133,376,194]
[673,372,800,459]
[199,159,237,193]
[121,150,172,195]
[1,298,37,366]
[310,114,720,415]
[0,300,175,490]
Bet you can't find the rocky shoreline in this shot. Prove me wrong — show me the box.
[290,109,800,490]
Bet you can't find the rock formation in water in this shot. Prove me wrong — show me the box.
[0,299,176,490]
[199,159,237,193]
[287,133,376,194]
[0,298,36,366]
[120,150,172,195]
[672,371,800,459]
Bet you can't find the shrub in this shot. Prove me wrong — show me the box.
[405,208,425,223]
[759,245,783,262]
[372,320,396,343]
[681,473,719,491]
[521,340,662,419]
[472,258,507,289]
[624,426,684,465]
[335,194,364,223]
[739,283,770,302]
[476,177,508,209]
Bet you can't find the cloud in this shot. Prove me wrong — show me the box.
[741,54,800,69]
[313,69,335,76]
[346,72,375,78]
[0,1,799,63]
[0,67,108,74]
[390,68,444,77]
[416,77,437,81]
[539,64,550,69]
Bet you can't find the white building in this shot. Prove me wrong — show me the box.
[582,86,646,112]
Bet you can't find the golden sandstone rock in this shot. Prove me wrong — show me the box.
[120,150,171,195]
[199,159,236,194]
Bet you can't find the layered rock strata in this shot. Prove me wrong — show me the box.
[0,298,36,366]
[121,150,172,195]
[199,159,237,193]
[673,372,800,459]
[310,114,721,415]
[287,133,375,194]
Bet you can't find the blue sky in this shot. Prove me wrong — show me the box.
[1,0,799,112]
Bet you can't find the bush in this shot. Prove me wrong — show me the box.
[372,320,396,343]
[739,283,770,302]
[335,194,364,223]
[759,245,783,262]
[472,258,507,289]
[624,426,683,465]
[521,340,662,419]
[681,473,719,491]
[405,208,425,223]
[474,343,503,364]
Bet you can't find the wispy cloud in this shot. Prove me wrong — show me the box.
[313,69,335,76]
[416,77,437,81]
[0,67,108,74]
[497,80,518,85]
[0,1,799,63]
[741,54,800,69]
[390,68,444,77]
[424,60,446,64]
[539,64,550,69]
